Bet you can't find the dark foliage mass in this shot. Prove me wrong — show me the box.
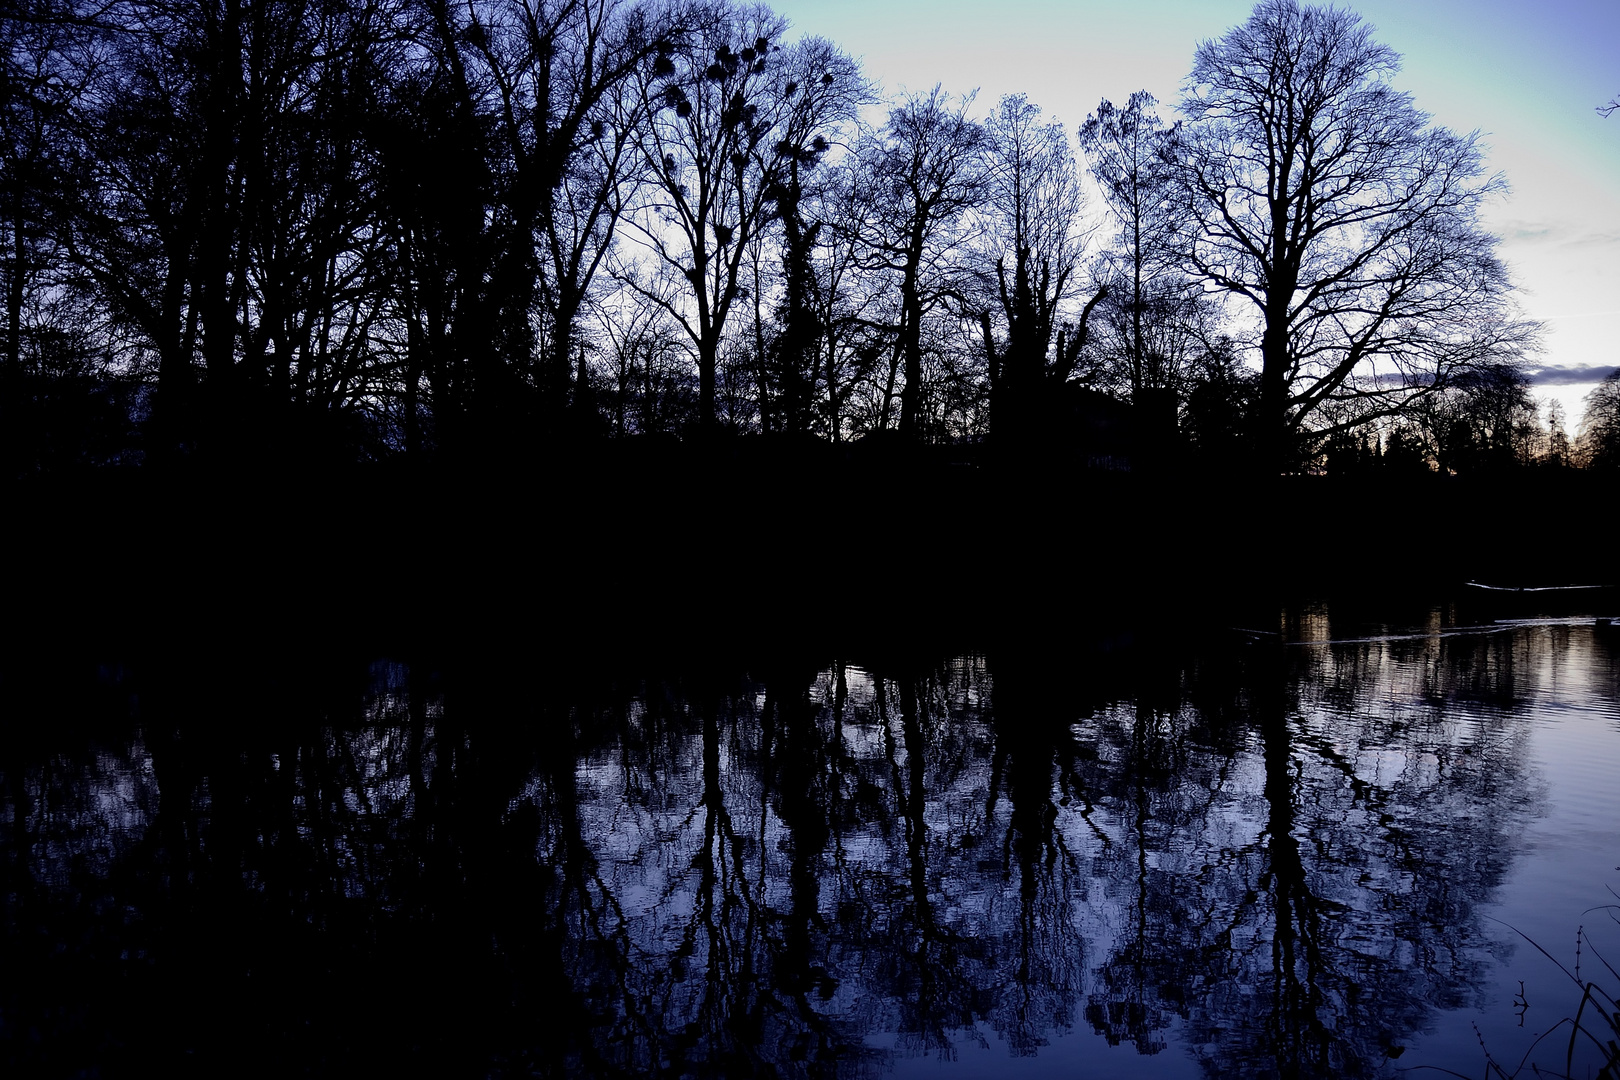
[0,0,1569,478]
[1579,369,1620,469]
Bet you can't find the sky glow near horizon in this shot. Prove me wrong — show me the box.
[768,0,1620,428]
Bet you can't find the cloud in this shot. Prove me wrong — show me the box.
[1500,220,1559,243]
[1495,220,1620,249]
[1556,231,1620,251]
[1526,364,1618,385]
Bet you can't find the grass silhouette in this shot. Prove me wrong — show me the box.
[1414,892,1620,1080]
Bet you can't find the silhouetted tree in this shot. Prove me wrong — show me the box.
[0,0,107,472]
[229,0,398,455]
[758,38,869,435]
[56,0,413,461]
[62,0,213,455]
[622,2,860,431]
[1177,0,1537,471]
[802,160,886,440]
[1078,92,1180,402]
[1578,368,1620,469]
[379,0,668,454]
[593,285,691,433]
[1180,337,1256,465]
[1541,398,1570,467]
[978,94,1102,446]
[1419,362,1538,474]
[469,0,668,424]
[1381,420,1430,473]
[851,88,983,439]
[0,0,1562,480]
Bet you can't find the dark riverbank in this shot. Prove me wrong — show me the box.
[5,444,1615,661]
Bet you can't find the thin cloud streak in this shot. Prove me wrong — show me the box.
[1527,364,1618,385]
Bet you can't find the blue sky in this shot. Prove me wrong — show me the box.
[769,0,1620,425]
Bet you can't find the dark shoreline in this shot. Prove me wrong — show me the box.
[5,450,1615,663]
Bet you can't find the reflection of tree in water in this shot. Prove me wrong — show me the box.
[563,660,1008,1075]
[0,626,1574,1077]
[1080,633,1538,1078]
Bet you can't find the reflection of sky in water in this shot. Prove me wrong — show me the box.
[883,622,1614,1076]
[1447,630,1620,1079]
[2,618,1616,1078]
[568,624,1611,1077]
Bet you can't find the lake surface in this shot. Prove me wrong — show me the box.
[4,610,1618,1078]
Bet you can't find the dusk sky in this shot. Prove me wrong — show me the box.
[770,0,1620,426]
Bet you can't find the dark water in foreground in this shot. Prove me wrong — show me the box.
[4,613,1619,1078]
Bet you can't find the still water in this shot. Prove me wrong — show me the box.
[4,613,1618,1078]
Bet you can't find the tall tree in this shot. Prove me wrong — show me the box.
[1177,0,1535,470]
[0,0,93,464]
[1,1,67,382]
[64,0,404,458]
[466,0,668,422]
[623,2,860,431]
[761,38,863,436]
[62,0,221,453]
[233,0,399,451]
[853,87,983,440]
[805,161,886,441]
[1577,369,1620,469]
[980,94,1098,442]
[1078,91,1180,402]
[382,0,667,453]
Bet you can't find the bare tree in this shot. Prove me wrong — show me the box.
[851,87,983,439]
[460,0,668,417]
[764,38,871,436]
[979,94,1100,442]
[59,0,396,457]
[1577,369,1620,468]
[1542,398,1570,467]
[0,0,106,470]
[1087,279,1221,402]
[590,283,689,433]
[1,1,79,385]
[381,0,670,450]
[1078,91,1179,402]
[622,1,861,430]
[1415,362,1538,474]
[1177,0,1536,469]
[805,161,885,441]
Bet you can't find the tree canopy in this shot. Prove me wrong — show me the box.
[0,0,1572,477]
[1175,0,1537,469]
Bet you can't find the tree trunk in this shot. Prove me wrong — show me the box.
[698,335,718,430]
[879,340,900,431]
[6,188,23,380]
[897,261,924,438]
[1259,675,1320,1074]
[1260,310,1290,472]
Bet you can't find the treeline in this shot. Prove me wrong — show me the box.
[0,0,1611,477]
